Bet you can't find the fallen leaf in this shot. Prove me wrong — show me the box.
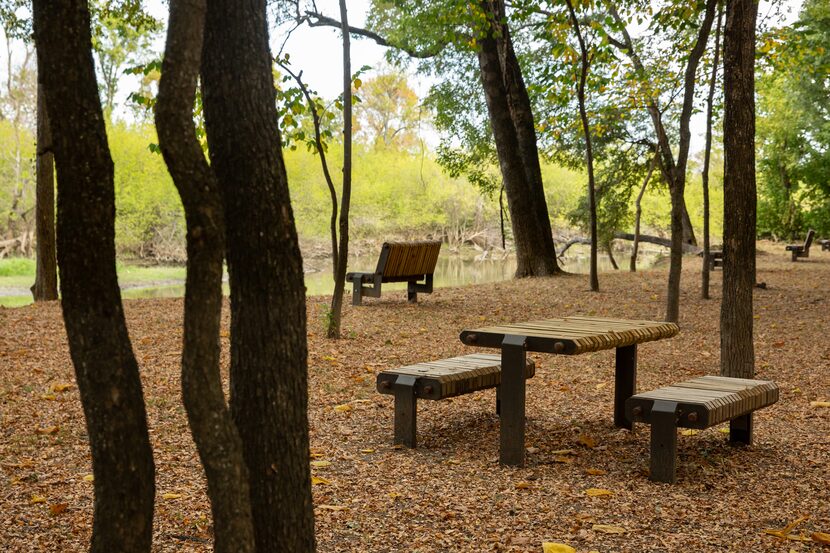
[360,449,375,454]
[446,459,461,465]
[333,404,352,413]
[812,532,830,544]
[585,468,607,476]
[542,543,576,553]
[526,446,540,454]
[162,493,182,500]
[310,460,331,468]
[40,394,57,401]
[50,383,72,393]
[49,503,68,515]
[810,401,830,408]
[514,481,532,490]
[35,426,59,435]
[317,504,348,511]
[577,434,597,448]
[592,524,626,534]
[388,492,401,499]
[311,476,332,486]
[30,495,46,504]
[553,455,575,464]
[82,474,94,482]
[585,488,613,497]
[763,516,809,540]
[719,427,731,434]
[681,429,700,436]
[551,449,577,456]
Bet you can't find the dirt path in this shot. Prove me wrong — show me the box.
[1,242,828,552]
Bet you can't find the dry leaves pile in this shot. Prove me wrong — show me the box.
[1,242,828,552]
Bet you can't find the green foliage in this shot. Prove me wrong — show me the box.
[0,257,34,276]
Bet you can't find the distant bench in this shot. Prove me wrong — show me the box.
[626,376,779,483]
[819,239,830,252]
[699,250,724,270]
[785,229,815,262]
[346,240,441,305]
[376,353,535,448]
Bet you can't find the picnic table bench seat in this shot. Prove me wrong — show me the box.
[346,240,441,305]
[625,375,779,483]
[377,353,535,448]
[785,229,815,261]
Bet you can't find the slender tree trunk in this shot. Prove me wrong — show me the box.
[630,154,658,272]
[720,0,757,379]
[477,0,560,277]
[155,2,255,551]
[201,0,316,550]
[702,8,723,300]
[566,0,598,291]
[327,0,353,339]
[33,2,155,551]
[32,81,58,301]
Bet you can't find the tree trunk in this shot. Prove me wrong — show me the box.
[155,2,255,551]
[565,0,598,291]
[327,0,353,339]
[32,2,155,552]
[702,8,723,300]
[630,154,658,272]
[720,0,757,379]
[477,0,560,277]
[32,81,58,301]
[201,0,316,550]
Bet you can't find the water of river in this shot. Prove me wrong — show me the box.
[0,244,665,306]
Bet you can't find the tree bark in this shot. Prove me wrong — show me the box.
[477,0,560,277]
[720,0,757,379]
[155,1,255,551]
[201,0,316,550]
[702,8,723,300]
[32,81,58,301]
[32,2,155,552]
[327,0,353,339]
[565,0,598,291]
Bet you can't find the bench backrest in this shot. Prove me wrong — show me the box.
[376,240,441,278]
[804,229,815,249]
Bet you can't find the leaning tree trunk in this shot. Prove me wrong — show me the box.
[32,2,155,552]
[477,0,559,277]
[492,0,561,276]
[566,0,598,291]
[630,154,658,272]
[201,0,316,550]
[155,1,255,551]
[702,7,723,300]
[720,0,757,379]
[327,0,353,339]
[32,81,58,301]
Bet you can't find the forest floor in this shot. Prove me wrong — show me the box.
[1,241,828,552]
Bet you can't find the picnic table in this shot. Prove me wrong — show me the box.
[459,316,679,466]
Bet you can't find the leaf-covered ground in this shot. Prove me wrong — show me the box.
[1,242,828,552]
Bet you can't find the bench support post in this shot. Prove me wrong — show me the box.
[392,375,417,448]
[351,274,383,306]
[649,399,678,483]
[615,344,637,430]
[729,413,753,445]
[499,335,527,467]
[407,274,434,303]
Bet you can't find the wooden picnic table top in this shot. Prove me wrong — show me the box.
[459,316,679,355]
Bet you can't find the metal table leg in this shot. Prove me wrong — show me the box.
[500,335,527,466]
[615,344,637,430]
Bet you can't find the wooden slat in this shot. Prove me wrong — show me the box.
[379,241,442,278]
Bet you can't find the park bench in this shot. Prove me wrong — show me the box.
[625,375,779,483]
[346,240,441,305]
[785,229,815,261]
[699,249,723,270]
[819,239,830,252]
[376,353,535,448]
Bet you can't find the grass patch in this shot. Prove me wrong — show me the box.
[0,258,35,277]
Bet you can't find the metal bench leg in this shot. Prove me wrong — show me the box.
[407,286,417,303]
[729,413,753,445]
[649,400,678,484]
[615,344,637,430]
[496,386,501,415]
[499,335,527,466]
[352,280,363,306]
[392,375,417,448]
